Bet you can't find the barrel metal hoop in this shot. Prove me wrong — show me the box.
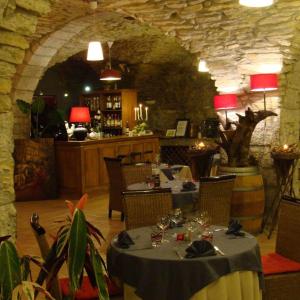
[233,186,264,192]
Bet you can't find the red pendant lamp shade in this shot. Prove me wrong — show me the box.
[214,94,237,111]
[69,107,91,123]
[100,69,121,81]
[250,74,278,91]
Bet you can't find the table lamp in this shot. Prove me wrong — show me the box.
[250,74,278,111]
[69,107,91,141]
[214,94,237,129]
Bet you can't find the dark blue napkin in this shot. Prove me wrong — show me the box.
[161,168,174,180]
[181,181,196,192]
[116,231,135,249]
[185,240,216,258]
[226,220,245,236]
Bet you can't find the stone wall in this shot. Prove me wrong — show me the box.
[0,0,51,238]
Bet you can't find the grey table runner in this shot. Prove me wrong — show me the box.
[107,226,263,300]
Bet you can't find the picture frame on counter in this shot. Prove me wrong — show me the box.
[165,129,176,137]
[175,119,189,137]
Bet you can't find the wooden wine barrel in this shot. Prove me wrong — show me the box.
[218,165,265,234]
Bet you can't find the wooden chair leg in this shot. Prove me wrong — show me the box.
[121,213,124,222]
[108,209,112,218]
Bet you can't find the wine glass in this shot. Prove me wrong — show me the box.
[157,215,170,243]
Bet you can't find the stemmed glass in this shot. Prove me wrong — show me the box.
[157,215,170,243]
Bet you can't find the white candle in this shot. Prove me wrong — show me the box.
[139,104,143,120]
[134,107,137,120]
[283,144,289,151]
[145,107,148,121]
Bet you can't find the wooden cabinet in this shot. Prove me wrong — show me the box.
[80,89,137,136]
[55,135,159,198]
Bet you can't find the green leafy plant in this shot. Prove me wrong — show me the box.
[35,194,109,300]
[16,97,66,138]
[0,236,54,300]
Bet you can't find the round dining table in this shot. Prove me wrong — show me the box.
[107,226,263,300]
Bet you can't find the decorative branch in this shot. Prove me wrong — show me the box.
[218,108,277,167]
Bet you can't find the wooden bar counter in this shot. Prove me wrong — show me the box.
[55,135,159,198]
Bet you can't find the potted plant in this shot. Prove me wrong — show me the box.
[16,96,67,139]
[14,96,67,201]
[34,194,110,300]
[0,195,113,300]
[0,236,54,300]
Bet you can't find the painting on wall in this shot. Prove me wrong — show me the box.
[14,138,57,201]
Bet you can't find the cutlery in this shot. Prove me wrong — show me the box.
[174,248,184,260]
[214,245,225,256]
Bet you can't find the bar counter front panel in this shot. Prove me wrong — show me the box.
[55,135,159,198]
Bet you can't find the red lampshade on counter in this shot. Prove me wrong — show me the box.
[69,107,91,141]
[250,74,278,91]
[214,94,237,111]
[69,107,91,123]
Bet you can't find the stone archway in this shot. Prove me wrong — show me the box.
[1,0,300,238]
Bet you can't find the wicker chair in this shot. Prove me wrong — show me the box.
[122,163,152,187]
[263,198,300,300]
[122,188,173,230]
[197,175,236,226]
[104,157,126,220]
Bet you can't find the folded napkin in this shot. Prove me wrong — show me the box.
[116,231,135,249]
[181,181,196,192]
[226,220,245,237]
[171,165,183,172]
[161,168,174,180]
[185,240,216,258]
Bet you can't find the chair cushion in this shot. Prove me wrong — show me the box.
[60,275,122,299]
[262,253,300,275]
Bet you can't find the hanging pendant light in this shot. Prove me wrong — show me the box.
[86,1,103,61]
[239,0,274,7]
[100,41,121,81]
[87,41,103,61]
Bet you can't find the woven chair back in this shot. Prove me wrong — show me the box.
[276,199,300,262]
[104,157,125,212]
[198,175,236,226]
[122,163,152,187]
[122,189,173,230]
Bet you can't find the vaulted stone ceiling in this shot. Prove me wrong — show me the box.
[27,0,300,93]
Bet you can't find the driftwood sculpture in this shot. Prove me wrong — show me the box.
[218,108,277,167]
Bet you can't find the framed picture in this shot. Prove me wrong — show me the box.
[175,119,189,137]
[165,129,176,137]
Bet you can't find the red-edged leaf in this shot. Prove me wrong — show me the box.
[68,208,87,291]
[87,221,106,242]
[76,194,88,211]
[65,200,75,216]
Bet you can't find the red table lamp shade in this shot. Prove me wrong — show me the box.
[69,107,91,123]
[214,94,237,111]
[100,69,121,81]
[250,74,278,91]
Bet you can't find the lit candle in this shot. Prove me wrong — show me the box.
[139,104,143,120]
[145,107,148,121]
[134,107,137,120]
[199,142,205,148]
[283,144,289,151]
